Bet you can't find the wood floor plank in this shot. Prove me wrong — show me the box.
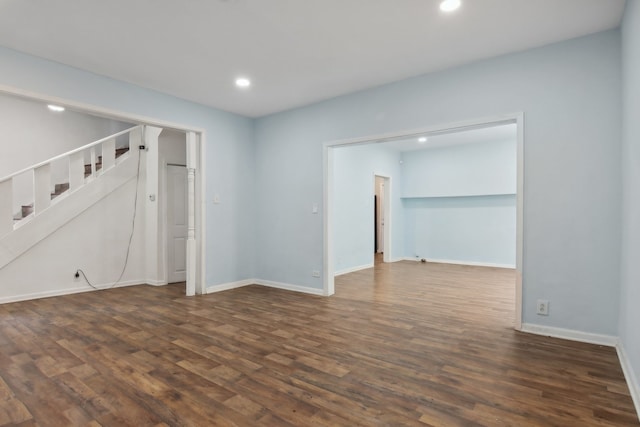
[0,258,636,425]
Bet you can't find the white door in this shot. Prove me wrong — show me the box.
[167,165,187,283]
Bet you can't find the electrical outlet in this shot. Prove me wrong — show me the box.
[312,270,320,278]
[536,299,549,316]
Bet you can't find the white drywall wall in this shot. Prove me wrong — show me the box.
[0,170,147,302]
[0,93,133,214]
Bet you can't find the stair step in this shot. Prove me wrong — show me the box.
[54,182,69,194]
[50,182,70,200]
[84,162,103,177]
[21,204,33,219]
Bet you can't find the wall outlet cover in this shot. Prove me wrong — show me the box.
[536,299,549,316]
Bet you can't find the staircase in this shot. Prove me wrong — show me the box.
[0,126,143,269]
[11,147,130,223]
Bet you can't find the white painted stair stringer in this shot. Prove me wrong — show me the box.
[0,151,139,269]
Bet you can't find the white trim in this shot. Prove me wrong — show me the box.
[0,86,205,133]
[323,113,524,331]
[146,279,167,286]
[324,113,521,148]
[416,258,515,269]
[206,278,325,296]
[185,132,197,296]
[373,174,392,263]
[617,342,640,421]
[0,85,206,299]
[206,279,254,294]
[323,145,335,296]
[520,323,619,347]
[334,263,374,276]
[515,112,524,331]
[198,133,207,296]
[144,126,163,287]
[0,280,144,304]
[254,279,325,296]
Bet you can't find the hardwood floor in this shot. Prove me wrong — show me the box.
[0,261,637,426]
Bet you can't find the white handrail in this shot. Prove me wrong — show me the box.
[0,125,141,184]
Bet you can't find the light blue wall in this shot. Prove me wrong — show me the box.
[255,30,622,334]
[333,139,516,271]
[404,195,515,266]
[401,139,516,266]
[401,139,516,197]
[333,144,403,273]
[0,46,256,286]
[620,0,640,398]
[1,29,626,338]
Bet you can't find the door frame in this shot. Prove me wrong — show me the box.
[373,174,391,263]
[323,112,524,330]
[0,85,208,296]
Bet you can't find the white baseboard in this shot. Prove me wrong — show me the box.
[206,278,323,296]
[147,279,168,286]
[206,279,254,294]
[0,279,144,304]
[617,342,640,421]
[334,263,374,276]
[520,323,619,347]
[402,257,514,269]
[253,279,325,296]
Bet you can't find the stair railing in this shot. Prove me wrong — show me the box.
[0,125,142,237]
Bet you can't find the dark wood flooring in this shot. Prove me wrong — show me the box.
[0,260,637,426]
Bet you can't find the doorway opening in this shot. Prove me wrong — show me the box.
[0,87,207,297]
[324,114,524,330]
[160,129,188,285]
[374,174,391,264]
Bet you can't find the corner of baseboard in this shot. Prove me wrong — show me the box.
[206,279,254,294]
[253,279,324,296]
[520,323,619,347]
[206,277,324,296]
[425,258,515,268]
[334,263,374,276]
[616,342,640,422]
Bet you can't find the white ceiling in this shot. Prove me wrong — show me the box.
[0,0,626,118]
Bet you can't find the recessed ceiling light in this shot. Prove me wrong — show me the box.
[440,0,461,12]
[47,104,65,112]
[418,137,428,143]
[235,77,251,88]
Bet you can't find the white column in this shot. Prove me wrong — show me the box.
[69,151,85,191]
[33,164,51,214]
[89,147,97,177]
[186,131,197,296]
[101,138,116,171]
[144,126,163,285]
[0,180,13,237]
